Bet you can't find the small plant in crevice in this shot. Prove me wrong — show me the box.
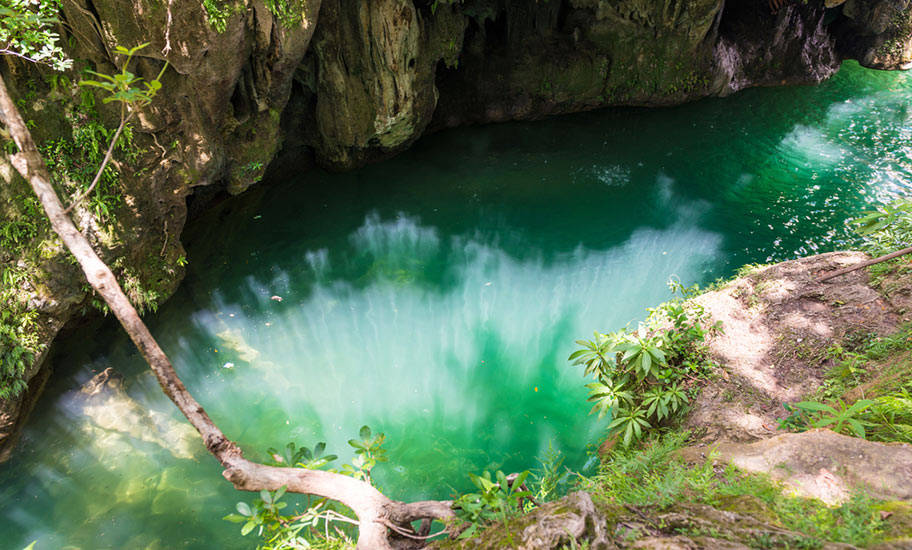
[570,282,722,446]
[451,470,532,540]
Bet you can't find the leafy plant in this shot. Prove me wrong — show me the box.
[0,307,40,399]
[452,470,532,539]
[267,441,338,470]
[0,0,71,71]
[530,441,570,503]
[570,284,722,446]
[778,399,874,438]
[50,44,168,215]
[80,44,167,107]
[864,385,912,444]
[227,429,389,549]
[264,0,309,27]
[340,425,387,483]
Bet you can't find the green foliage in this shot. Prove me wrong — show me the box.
[0,190,43,399]
[0,308,38,399]
[452,470,532,540]
[79,44,167,108]
[227,428,390,549]
[585,433,887,547]
[853,198,912,254]
[225,486,355,549]
[267,441,338,470]
[0,0,71,71]
[570,284,721,446]
[264,0,308,27]
[202,0,244,33]
[38,84,129,223]
[529,441,570,503]
[203,0,308,31]
[865,385,912,444]
[778,321,912,444]
[777,399,874,439]
[340,425,387,483]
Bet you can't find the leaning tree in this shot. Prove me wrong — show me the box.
[0,5,454,549]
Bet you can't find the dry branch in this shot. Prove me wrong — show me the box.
[0,73,454,550]
[819,246,912,282]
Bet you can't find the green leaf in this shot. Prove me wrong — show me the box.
[648,346,666,365]
[360,425,372,440]
[457,523,478,540]
[796,401,837,414]
[847,419,867,439]
[236,502,252,516]
[241,520,256,536]
[814,417,836,428]
[512,470,529,488]
[222,513,247,523]
[274,485,286,502]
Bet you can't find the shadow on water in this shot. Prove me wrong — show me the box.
[2,61,912,550]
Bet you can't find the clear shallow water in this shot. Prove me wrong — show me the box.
[3,61,912,549]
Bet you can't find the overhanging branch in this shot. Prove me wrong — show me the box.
[0,73,454,550]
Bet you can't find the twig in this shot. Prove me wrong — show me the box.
[63,106,131,214]
[381,519,448,540]
[160,220,168,256]
[0,48,43,65]
[819,246,912,282]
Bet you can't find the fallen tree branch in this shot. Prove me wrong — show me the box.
[819,246,912,282]
[0,73,454,550]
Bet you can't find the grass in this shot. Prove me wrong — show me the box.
[583,433,889,548]
[796,324,912,444]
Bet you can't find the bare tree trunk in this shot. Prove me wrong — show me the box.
[0,73,453,550]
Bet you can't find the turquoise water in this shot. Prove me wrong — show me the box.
[2,61,912,549]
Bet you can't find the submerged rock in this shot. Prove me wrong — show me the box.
[78,368,201,461]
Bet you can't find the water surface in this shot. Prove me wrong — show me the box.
[3,61,912,549]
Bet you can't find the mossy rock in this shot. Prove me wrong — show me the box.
[714,494,779,525]
[877,501,912,541]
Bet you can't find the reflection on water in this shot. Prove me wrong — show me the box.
[2,61,912,549]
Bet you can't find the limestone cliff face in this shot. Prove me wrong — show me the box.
[832,0,912,70]
[1,0,911,460]
[0,0,320,459]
